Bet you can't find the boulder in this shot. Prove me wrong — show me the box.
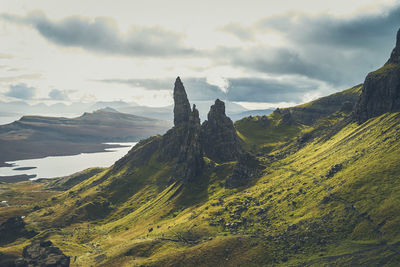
[225,153,263,188]
[0,217,36,245]
[15,240,70,267]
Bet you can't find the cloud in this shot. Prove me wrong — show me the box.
[216,5,400,86]
[219,23,254,40]
[98,76,323,103]
[0,53,13,59]
[225,77,322,103]
[98,77,225,101]
[48,89,69,100]
[5,83,36,99]
[0,11,198,57]
[0,74,42,83]
[256,7,400,50]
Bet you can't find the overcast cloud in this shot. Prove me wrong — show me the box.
[0,1,399,108]
[48,89,69,100]
[0,11,197,57]
[5,83,36,100]
[98,76,323,103]
[218,5,400,87]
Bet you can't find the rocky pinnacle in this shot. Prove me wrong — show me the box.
[387,28,400,64]
[173,77,191,126]
[201,99,243,162]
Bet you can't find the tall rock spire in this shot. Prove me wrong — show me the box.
[387,28,400,64]
[160,77,204,182]
[173,77,191,126]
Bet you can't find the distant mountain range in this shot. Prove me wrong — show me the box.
[0,108,172,167]
[0,99,272,124]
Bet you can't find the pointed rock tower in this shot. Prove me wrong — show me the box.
[201,99,243,163]
[160,77,204,182]
[387,28,400,64]
[354,28,400,123]
[173,77,191,127]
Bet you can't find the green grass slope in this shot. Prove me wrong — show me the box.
[235,85,362,154]
[1,107,399,266]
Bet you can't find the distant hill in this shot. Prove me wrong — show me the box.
[0,100,250,125]
[0,109,171,166]
[229,108,275,121]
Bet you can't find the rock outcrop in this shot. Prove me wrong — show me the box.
[201,99,243,162]
[354,28,400,123]
[15,240,70,267]
[225,153,263,188]
[0,216,36,245]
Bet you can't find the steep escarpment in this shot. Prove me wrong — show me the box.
[354,28,400,123]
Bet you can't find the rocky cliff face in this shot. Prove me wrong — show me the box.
[354,28,400,123]
[201,99,243,163]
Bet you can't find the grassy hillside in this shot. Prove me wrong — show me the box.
[1,102,399,266]
[235,85,362,154]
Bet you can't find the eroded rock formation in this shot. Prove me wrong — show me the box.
[116,77,250,184]
[173,77,191,126]
[201,99,243,163]
[15,240,70,267]
[160,78,204,182]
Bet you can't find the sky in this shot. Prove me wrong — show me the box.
[0,0,399,109]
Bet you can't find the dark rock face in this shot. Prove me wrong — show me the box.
[201,99,243,163]
[175,105,204,182]
[160,79,204,182]
[173,77,191,126]
[15,240,70,267]
[355,28,400,123]
[387,28,400,64]
[0,217,36,245]
[225,153,263,188]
